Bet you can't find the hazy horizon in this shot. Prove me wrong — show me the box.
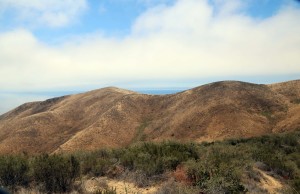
[1,77,300,115]
[0,0,300,114]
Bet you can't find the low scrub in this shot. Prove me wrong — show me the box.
[32,154,80,193]
[0,131,299,193]
[118,141,199,176]
[0,155,29,190]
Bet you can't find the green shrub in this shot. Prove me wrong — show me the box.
[0,131,298,192]
[204,175,246,194]
[82,156,112,176]
[0,155,29,189]
[185,145,247,194]
[79,150,114,177]
[292,178,300,193]
[32,154,80,193]
[119,141,198,176]
[185,159,246,194]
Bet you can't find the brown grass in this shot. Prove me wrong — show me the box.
[0,80,300,154]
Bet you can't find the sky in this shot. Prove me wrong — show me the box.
[0,0,300,114]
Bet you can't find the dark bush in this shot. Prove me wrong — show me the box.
[0,155,29,189]
[32,154,80,193]
[292,178,300,193]
[186,158,246,193]
[82,156,112,176]
[185,145,247,194]
[119,141,199,176]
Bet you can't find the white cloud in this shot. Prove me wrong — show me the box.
[0,0,88,27]
[132,0,213,35]
[211,0,246,16]
[0,0,299,94]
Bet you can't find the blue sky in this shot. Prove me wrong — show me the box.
[0,0,300,114]
[1,0,298,43]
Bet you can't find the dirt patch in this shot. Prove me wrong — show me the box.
[107,179,158,194]
[254,168,283,194]
[80,177,158,194]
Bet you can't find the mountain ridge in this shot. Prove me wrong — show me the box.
[0,80,300,154]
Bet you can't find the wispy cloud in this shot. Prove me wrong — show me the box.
[0,0,88,28]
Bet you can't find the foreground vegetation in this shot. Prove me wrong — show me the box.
[0,131,299,193]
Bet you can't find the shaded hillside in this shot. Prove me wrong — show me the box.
[0,80,299,154]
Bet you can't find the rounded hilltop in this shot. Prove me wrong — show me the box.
[0,80,299,154]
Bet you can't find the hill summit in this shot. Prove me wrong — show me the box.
[0,80,300,154]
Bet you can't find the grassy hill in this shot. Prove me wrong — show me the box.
[0,80,300,154]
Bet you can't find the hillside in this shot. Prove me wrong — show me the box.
[0,80,299,154]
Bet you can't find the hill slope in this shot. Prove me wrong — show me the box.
[0,80,299,154]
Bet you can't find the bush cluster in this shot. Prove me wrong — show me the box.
[0,155,29,190]
[0,131,299,193]
[118,141,199,176]
[0,154,80,193]
[250,132,300,191]
[32,154,80,193]
[79,149,114,177]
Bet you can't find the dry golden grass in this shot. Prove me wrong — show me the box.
[0,80,299,154]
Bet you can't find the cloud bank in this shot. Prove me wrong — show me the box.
[0,0,299,93]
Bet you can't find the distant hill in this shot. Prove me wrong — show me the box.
[0,80,299,154]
